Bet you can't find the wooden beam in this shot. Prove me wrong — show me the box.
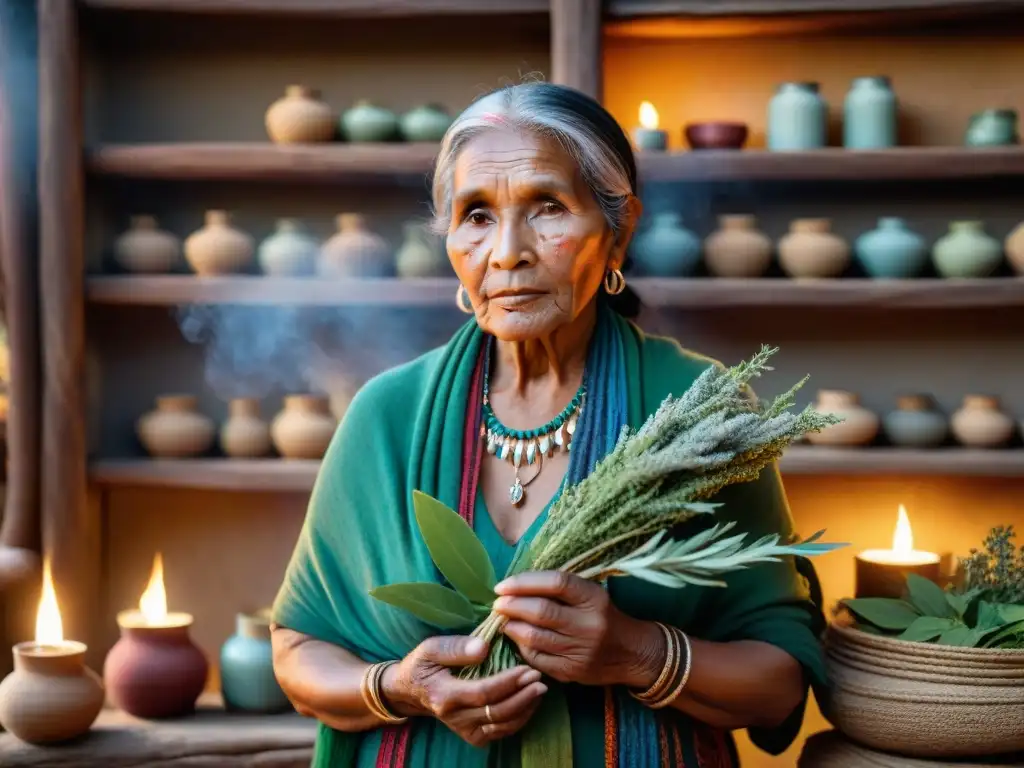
[39,0,99,657]
[80,0,548,16]
[550,0,602,100]
[605,0,1024,16]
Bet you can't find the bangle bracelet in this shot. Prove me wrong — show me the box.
[360,661,408,724]
[650,628,692,710]
[630,622,679,703]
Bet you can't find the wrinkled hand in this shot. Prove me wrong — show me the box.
[382,636,547,747]
[493,571,661,688]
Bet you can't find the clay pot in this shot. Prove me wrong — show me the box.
[219,398,272,459]
[399,104,453,142]
[396,221,449,278]
[220,610,291,713]
[854,217,928,279]
[683,121,748,150]
[319,213,393,278]
[778,218,851,278]
[113,215,180,274]
[257,218,319,276]
[340,101,399,143]
[931,221,1003,278]
[104,613,208,719]
[630,212,701,277]
[184,210,255,276]
[136,395,215,458]
[1003,220,1024,275]
[882,394,948,448]
[824,619,1024,758]
[950,395,1015,448]
[271,395,337,459]
[264,85,335,144]
[0,642,104,744]
[703,214,772,277]
[807,390,880,446]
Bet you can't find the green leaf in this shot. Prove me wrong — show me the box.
[937,625,986,647]
[370,582,477,630]
[521,683,572,768]
[995,603,1024,624]
[842,598,920,631]
[905,574,954,618]
[982,619,1024,648]
[976,601,1006,630]
[945,591,968,618]
[898,616,960,643]
[413,490,497,605]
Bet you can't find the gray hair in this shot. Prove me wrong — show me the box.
[430,82,638,237]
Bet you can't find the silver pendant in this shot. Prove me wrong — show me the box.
[509,476,525,506]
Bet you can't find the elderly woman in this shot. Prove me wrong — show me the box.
[271,82,826,768]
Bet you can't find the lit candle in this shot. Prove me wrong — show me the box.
[855,505,941,599]
[104,553,208,719]
[0,558,104,744]
[633,101,668,151]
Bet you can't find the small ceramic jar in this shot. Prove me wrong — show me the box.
[703,214,772,278]
[854,217,927,278]
[843,76,897,149]
[950,395,1015,448]
[220,398,272,459]
[340,101,399,143]
[136,395,215,458]
[807,390,880,446]
[396,221,449,278]
[319,213,393,278]
[271,395,337,459]
[778,218,851,278]
[932,221,1003,278]
[965,109,1019,147]
[883,395,948,448]
[258,219,319,277]
[220,610,291,713]
[1004,220,1024,275]
[399,104,453,142]
[184,210,255,276]
[630,212,701,277]
[768,82,827,151]
[264,85,335,144]
[113,215,180,274]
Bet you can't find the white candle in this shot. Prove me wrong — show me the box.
[855,505,940,598]
[633,101,668,151]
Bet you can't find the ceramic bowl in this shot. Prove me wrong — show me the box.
[684,122,748,150]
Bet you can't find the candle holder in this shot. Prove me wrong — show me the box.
[0,641,104,744]
[104,610,208,719]
[632,127,668,152]
[855,553,941,599]
[220,609,292,713]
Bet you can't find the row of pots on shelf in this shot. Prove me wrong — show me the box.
[632,214,1024,279]
[136,394,337,460]
[265,85,452,144]
[807,390,1021,449]
[114,212,452,278]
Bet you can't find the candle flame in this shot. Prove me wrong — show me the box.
[140,553,168,623]
[35,557,64,645]
[639,101,660,130]
[892,504,914,553]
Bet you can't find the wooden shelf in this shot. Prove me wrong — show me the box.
[81,0,548,16]
[605,1,1024,15]
[89,448,1024,491]
[85,276,1024,309]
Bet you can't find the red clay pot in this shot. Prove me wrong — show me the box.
[684,121,749,150]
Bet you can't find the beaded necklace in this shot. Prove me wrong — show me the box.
[480,336,586,507]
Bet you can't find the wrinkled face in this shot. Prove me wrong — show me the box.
[447,128,625,341]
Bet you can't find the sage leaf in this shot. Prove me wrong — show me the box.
[996,603,1024,624]
[977,601,1006,630]
[370,582,477,630]
[413,490,497,605]
[938,625,986,647]
[945,591,968,618]
[898,616,959,643]
[842,598,920,630]
[905,573,954,618]
[982,619,1024,648]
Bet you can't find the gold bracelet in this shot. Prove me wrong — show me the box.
[630,622,678,703]
[650,628,692,710]
[360,661,408,724]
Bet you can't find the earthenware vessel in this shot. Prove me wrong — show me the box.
[319,213,393,278]
[950,395,1015,448]
[703,214,772,277]
[264,85,335,144]
[932,221,1003,278]
[340,101,399,143]
[768,82,827,150]
[630,212,701,277]
[219,398,272,459]
[271,395,337,459]
[854,217,927,278]
[399,104,453,142]
[807,390,879,446]
[684,122,748,150]
[882,395,948,448]
[258,219,318,276]
[113,215,180,274]
[184,210,254,276]
[136,395,215,458]
[965,109,1018,147]
[778,218,851,278]
[844,76,897,149]
[220,609,291,713]
[1003,220,1024,275]
[396,221,449,278]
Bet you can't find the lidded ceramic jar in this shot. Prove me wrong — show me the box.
[340,101,399,143]
[264,85,335,144]
[396,221,449,278]
[0,641,104,744]
[137,395,215,458]
[271,395,337,459]
[399,104,453,142]
[703,214,772,277]
[965,109,1019,147]
[630,212,701,277]
[1003,220,1024,275]
[951,395,1015,448]
[778,218,851,278]
[931,220,1003,278]
[882,394,948,448]
[807,390,880,446]
[768,82,827,151]
[219,398,272,459]
[258,218,319,276]
[220,609,291,713]
[843,76,897,149]
[114,215,180,274]
[854,217,927,278]
[319,213,393,278]
[184,210,255,276]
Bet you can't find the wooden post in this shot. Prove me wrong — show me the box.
[550,0,603,100]
[38,0,98,654]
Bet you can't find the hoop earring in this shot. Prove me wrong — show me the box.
[455,284,474,314]
[604,268,626,296]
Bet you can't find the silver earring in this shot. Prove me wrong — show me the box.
[604,268,626,296]
[456,284,474,314]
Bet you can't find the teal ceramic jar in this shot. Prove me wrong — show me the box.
[854,217,926,278]
[220,611,291,713]
[844,76,897,149]
[399,104,453,142]
[340,101,399,143]
[931,220,1003,277]
[965,109,1019,147]
[630,212,701,277]
[883,395,948,448]
[768,82,827,151]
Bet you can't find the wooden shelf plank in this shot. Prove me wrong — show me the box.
[89,449,1024,492]
[85,276,1024,309]
[81,0,549,17]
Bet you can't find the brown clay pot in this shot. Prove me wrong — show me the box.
[184,210,254,276]
[136,395,215,458]
[807,390,880,446]
[778,218,851,278]
[318,213,393,278]
[950,395,1015,448]
[219,398,272,459]
[683,121,748,150]
[113,215,180,274]
[271,395,337,459]
[0,642,104,744]
[1005,220,1024,275]
[703,214,772,277]
[264,85,335,144]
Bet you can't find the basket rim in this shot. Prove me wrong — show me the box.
[828,618,1024,662]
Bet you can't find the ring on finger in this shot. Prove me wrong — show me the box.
[485,704,493,723]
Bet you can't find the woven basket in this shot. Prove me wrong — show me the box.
[799,729,1024,767]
